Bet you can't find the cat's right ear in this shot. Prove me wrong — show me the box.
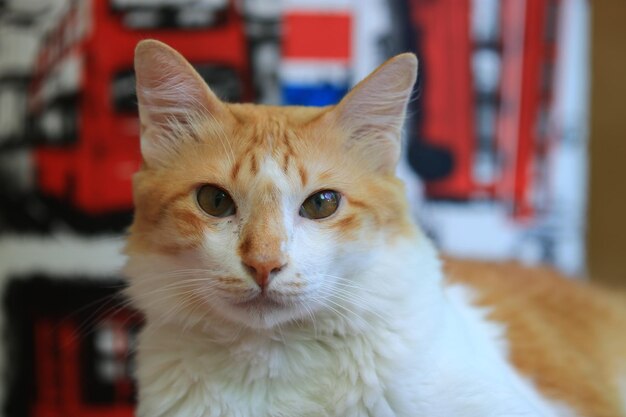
[134,40,233,165]
[328,53,417,174]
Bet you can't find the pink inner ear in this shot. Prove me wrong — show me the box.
[336,54,417,128]
[134,40,230,131]
[133,41,235,166]
[331,54,418,173]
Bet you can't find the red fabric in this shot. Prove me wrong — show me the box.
[283,12,352,61]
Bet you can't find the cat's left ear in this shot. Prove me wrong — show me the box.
[330,53,417,174]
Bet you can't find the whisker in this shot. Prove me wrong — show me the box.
[317,287,390,325]
[313,291,387,333]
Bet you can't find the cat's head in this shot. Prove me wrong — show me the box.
[124,40,418,330]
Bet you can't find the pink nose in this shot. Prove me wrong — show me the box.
[243,259,286,289]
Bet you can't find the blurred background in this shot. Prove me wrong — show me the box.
[0,0,624,416]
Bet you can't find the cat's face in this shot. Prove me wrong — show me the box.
[124,40,418,329]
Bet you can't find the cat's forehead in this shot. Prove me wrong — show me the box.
[169,103,347,201]
[226,126,312,195]
[218,104,337,186]
[227,103,331,126]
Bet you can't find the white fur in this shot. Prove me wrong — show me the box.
[124,170,577,417]
[125,233,578,417]
[126,44,578,417]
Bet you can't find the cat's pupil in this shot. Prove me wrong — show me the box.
[316,192,331,208]
[214,191,226,208]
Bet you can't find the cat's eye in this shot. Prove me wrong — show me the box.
[300,190,341,220]
[196,185,236,218]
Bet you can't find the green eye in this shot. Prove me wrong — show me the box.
[300,190,341,220]
[196,185,236,218]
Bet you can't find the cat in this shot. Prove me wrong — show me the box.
[123,39,626,417]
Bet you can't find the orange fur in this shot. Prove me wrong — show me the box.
[127,98,417,257]
[445,258,626,417]
[127,41,626,416]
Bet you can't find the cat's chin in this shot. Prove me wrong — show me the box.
[220,294,308,330]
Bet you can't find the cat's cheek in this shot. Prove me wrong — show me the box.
[327,212,364,241]
[284,231,344,308]
[290,226,336,267]
[198,224,244,273]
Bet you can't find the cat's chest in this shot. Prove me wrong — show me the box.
[135,325,414,417]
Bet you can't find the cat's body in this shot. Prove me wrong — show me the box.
[447,259,626,417]
[124,40,626,417]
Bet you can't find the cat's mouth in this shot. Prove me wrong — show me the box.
[234,293,284,310]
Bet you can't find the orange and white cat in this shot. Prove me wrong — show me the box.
[123,40,626,417]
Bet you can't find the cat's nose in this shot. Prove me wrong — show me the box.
[243,259,286,290]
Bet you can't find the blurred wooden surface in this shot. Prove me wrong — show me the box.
[588,1,626,287]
